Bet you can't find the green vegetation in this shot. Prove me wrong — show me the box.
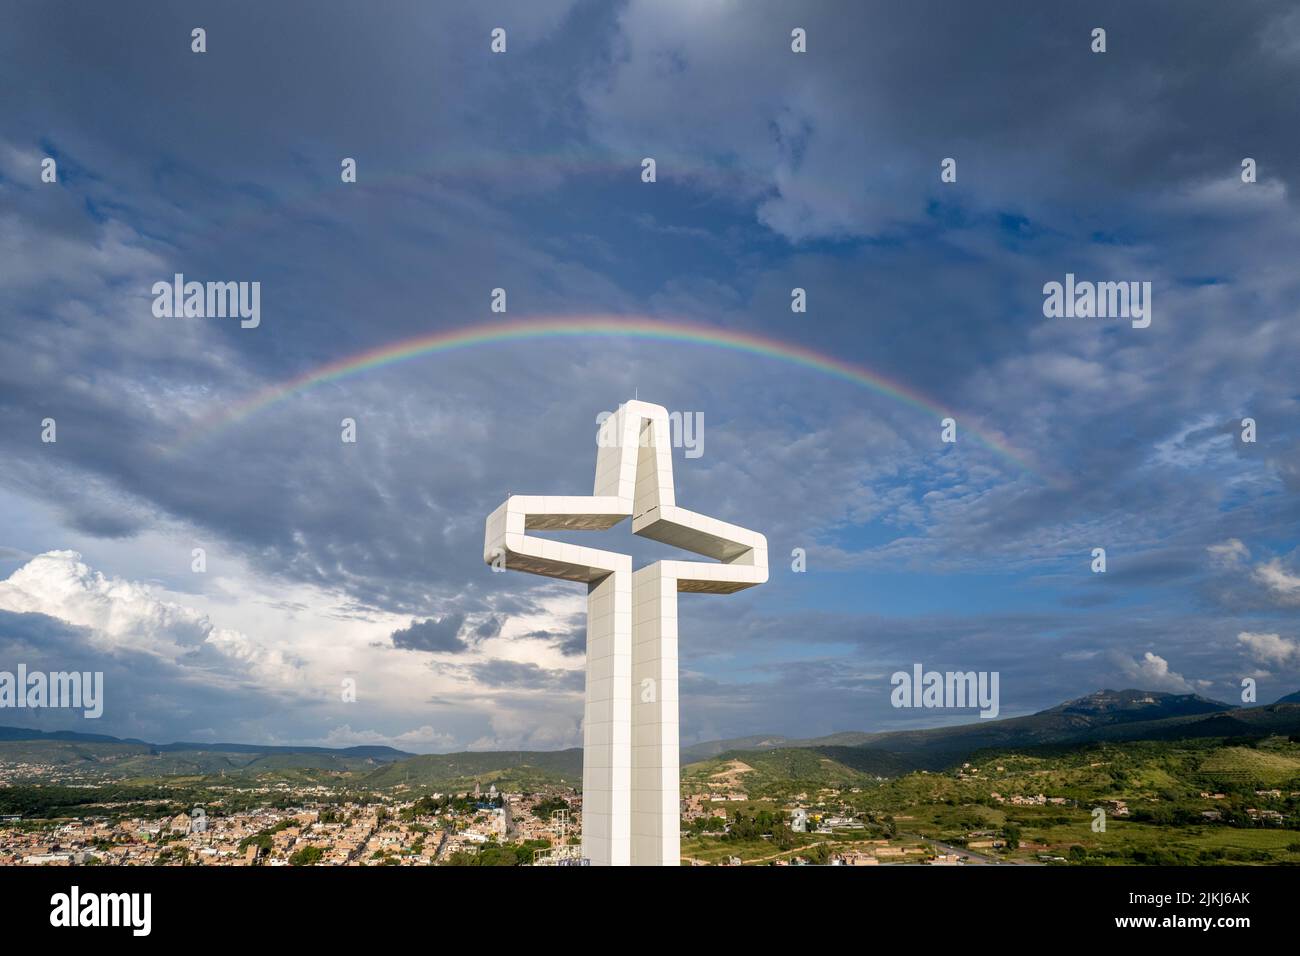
[359,750,581,791]
[238,819,296,855]
[289,845,324,866]
[0,734,582,795]
[686,815,727,835]
[0,783,212,820]
[682,749,882,800]
[397,793,492,821]
[444,839,551,866]
[725,808,798,849]
[852,737,1300,864]
[680,733,1300,865]
[155,845,190,865]
[6,699,1300,866]
[532,797,570,820]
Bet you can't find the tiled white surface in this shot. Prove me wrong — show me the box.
[484,400,766,866]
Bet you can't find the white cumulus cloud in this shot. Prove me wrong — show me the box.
[1253,559,1300,605]
[1207,538,1250,567]
[1114,651,1194,693]
[0,550,294,680]
[1237,630,1299,666]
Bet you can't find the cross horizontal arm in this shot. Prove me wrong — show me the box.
[484,495,631,583]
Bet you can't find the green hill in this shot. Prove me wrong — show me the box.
[0,739,149,766]
[358,749,583,791]
[6,690,1300,796]
[685,692,1300,775]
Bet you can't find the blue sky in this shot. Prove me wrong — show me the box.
[0,0,1298,751]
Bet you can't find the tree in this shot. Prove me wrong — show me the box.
[289,846,324,866]
[1003,825,1021,850]
[532,797,570,820]
[805,844,831,865]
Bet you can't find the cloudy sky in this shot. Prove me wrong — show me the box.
[1,1,1298,752]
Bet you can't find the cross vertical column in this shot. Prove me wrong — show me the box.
[631,563,680,866]
[581,568,631,866]
[485,399,766,867]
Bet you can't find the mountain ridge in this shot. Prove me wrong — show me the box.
[3,688,1298,784]
[681,689,1274,762]
[0,725,411,760]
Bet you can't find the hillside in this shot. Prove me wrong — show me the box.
[682,731,875,762]
[4,688,1300,794]
[682,746,908,796]
[0,725,584,792]
[685,690,1296,774]
[358,749,583,790]
[0,739,150,766]
[839,690,1238,765]
[0,725,410,759]
[0,725,411,783]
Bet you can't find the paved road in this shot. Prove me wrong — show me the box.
[906,832,1042,865]
[683,831,1042,866]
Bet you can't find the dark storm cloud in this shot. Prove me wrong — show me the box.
[3,0,1298,607]
[525,614,586,656]
[0,1,1298,744]
[473,615,504,640]
[585,0,1300,234]
[390,614,469,654]
[0,609,299,743]
[468,659,585,692]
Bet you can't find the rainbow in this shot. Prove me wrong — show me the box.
[169,314,1041,475]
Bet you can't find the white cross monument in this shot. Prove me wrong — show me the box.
[483,400,768,866]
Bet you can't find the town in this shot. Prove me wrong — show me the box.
[0,781,582,867]
[3,719,1299,867]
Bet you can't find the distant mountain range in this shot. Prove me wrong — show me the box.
[0,725,411,760]
[2,688,1298,787]
[680,689,1300,770]
[0,726,576,790]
